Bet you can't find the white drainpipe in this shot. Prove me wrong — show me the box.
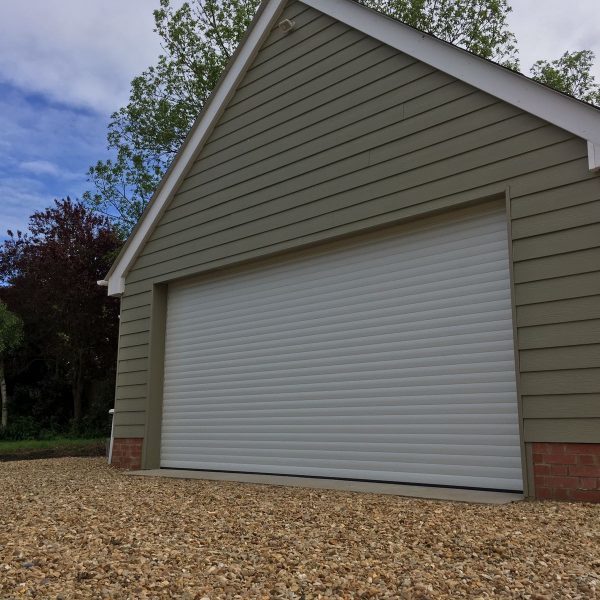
[108,409,115,464]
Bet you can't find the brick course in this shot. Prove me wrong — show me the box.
[110,438,143,470]
[532,442,600,502]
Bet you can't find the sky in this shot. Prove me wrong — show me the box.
[0,0,599,236]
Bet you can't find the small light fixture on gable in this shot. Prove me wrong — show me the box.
[278,18,296,33]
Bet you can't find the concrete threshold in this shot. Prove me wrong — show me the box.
[127,469,523,505]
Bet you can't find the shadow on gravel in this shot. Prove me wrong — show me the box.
[0,441,106,462]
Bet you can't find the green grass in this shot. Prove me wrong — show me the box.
[0,437,102,451]
[0,437,106,459]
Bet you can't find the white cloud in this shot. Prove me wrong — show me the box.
[0,84,110,236]
[19,160,80,180]
[0,178,50,235]
[0,0,163,115]
[509,0,600,79]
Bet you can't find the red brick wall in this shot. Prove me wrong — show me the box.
[533,443,600,502]
[111,438,143,470]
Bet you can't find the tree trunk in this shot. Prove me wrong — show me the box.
[0,356,8,429]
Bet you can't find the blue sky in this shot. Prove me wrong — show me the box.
[0,82,108,234]
[0,0,161,236]
[0,0,599,237]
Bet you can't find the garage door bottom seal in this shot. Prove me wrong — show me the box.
[127,468,523,504]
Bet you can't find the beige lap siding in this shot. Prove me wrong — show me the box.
[112,1,600,485]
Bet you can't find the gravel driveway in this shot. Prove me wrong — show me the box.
[0,458,598,599]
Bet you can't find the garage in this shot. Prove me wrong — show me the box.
[160,203,523,491]
[103,0,600,501]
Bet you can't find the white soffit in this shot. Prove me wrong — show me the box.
[106,0,600,295]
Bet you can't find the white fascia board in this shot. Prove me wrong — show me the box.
[589,141,600,171]
[106,0,286,296]
[303,0,600,156]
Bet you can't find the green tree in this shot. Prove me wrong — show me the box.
[0,301,23,429]
[84,0,518,235]
[363,0,518,67]
[531,50,600,106]
[85,0,261,235]
[0,199,121,426]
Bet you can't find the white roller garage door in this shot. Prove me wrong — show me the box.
[160,203,523,491]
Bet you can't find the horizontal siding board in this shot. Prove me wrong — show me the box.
[523,418,600,443]
[512,222,600,262]
[115,398,147,413]
[192,132,576,240]
[114,424,146,439]
[117,370,148,387]
[120,304,152,323]
[516,296,600,327]
[506,154,588,201]
[135,123,566,277]
[116,384,147,400]
[515,271,600,305]
[119,318,151,336]
[240,30,373,106]
[518,320,600,350]
[372,104,524,164]
[118,344,149,362]
[118,358,149,373]
[520,369,600,395]
[522,395,600,418]
[513,247,600,284]
[120,291,152,311]
[119,331,150,348]
[520,345,600,372]
[511,200,600,239]
[511,173,600,218]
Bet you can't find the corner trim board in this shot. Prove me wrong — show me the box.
[589,141,600,171]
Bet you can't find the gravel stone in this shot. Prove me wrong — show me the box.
[0,457,598,599]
